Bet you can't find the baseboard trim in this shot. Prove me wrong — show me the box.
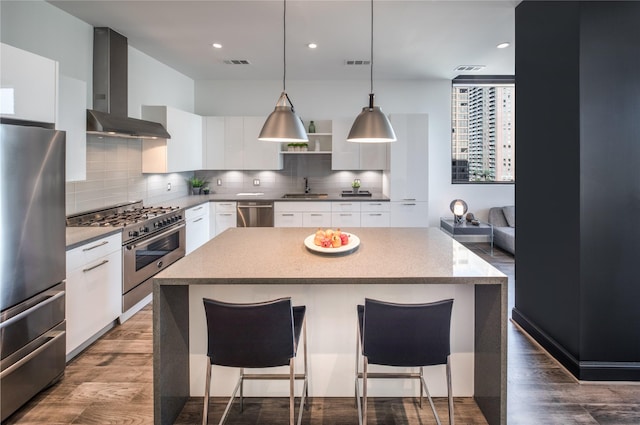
[512,308,640,381]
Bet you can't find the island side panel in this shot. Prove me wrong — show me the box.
[153,283,190,425]
[474,282,507,425]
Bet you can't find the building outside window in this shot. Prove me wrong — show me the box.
[451,77,515,183]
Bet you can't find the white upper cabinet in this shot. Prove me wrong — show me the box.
[243,116,282,170]
[202,116,282,170]
[387,114,429,201]
[141,105,202,173]
[58,75,87,181]
[332,117,386,170]
[1,43,58,124]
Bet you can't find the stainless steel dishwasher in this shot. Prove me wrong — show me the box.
[237,201,274,227]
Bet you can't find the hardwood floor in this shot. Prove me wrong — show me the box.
[5,243,640,424]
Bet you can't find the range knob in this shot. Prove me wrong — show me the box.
[129,230,139,237]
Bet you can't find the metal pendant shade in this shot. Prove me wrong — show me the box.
[259,0,308,142]
[347,94,396,143]
[348,0,396,143]
[259,92,308,142]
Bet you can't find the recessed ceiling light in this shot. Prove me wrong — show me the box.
[496,42,510,49]
[212,43,222,49]
[307,43,317,49]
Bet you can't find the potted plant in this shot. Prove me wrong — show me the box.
[188,177,207,195]
[351,179,361,194]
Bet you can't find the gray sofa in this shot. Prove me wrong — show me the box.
[488,206,515,255]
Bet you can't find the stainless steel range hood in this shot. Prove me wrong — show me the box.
[87,27,170,139]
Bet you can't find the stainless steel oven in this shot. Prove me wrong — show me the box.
[122,223,185,312]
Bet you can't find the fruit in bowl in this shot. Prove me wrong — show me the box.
[313,228,349,248]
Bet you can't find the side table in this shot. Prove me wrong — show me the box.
[440,217,494,255]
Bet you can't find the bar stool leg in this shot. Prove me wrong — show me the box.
[363,358,368,425]
[239,368,244,412]
[202,361,212,425]
[289,360,295,425]
[420,366,424,408]
[447,358,454,425]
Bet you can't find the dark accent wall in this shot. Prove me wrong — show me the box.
[514,1,640,381]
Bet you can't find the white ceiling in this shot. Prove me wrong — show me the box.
[48,0,518,81]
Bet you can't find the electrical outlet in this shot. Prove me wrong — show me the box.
[253,179,260,186]
[216,179,222,186]
[167,182,171,191]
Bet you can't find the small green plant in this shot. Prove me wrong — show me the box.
[351,180,361,188]
[188,176,207,188]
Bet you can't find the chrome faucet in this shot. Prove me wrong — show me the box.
[304,177,311,193]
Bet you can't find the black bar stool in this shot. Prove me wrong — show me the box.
[202,297,308,425]
[355,298,454,425]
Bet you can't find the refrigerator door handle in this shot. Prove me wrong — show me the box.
[0,290,65,329]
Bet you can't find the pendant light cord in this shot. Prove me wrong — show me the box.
[370,0,374,95]
[283,0,287,92]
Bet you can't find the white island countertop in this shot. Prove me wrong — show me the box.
[152,227,507,425]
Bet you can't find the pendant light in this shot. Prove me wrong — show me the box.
[347,0,396,143]
[259,0,308,142]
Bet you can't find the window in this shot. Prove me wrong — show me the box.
[451,76,515,183]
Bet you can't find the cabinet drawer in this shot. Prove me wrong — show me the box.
[66,249,121,355]
[302,212,332,228]
[360,202,390,212]
[332,202,361,212]
[274,212,303,227]
[332,212,361,227]
[214,201,237,213]
[275,201,331,213]
[361,212,390,227]
[185,202,209,220]
[67,233,121,271]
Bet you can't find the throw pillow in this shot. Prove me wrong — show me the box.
[502,206,515,228]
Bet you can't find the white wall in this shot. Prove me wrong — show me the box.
[195,80,514,226]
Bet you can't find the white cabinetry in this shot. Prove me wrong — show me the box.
[274,202,331,228]
[58,75,87,181]
[141,105,202,173]
[202,116,282,170]
[66,233,122,359]
[332,117,387,170]
[387,114,429,227]
[360,201,391,227]
[1,43,58,124]
[186,203,210,255]
[331,201,361,227]
[211,202,237,237]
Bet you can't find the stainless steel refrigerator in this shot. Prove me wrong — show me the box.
[0,119,66,421]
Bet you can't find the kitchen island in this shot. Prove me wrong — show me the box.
[153,227,507,425]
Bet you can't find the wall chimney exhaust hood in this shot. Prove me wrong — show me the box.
[87,27,170,139]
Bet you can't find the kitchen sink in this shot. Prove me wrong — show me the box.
[282,193,328,199]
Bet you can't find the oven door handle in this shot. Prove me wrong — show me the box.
[126,223,185,249]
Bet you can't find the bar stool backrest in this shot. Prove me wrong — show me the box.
[203,297,296,368]
[361,298,454,367]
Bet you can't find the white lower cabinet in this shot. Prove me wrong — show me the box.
[186,203,210,255]
[331,201,361,228]
[274,202,331,228]
[390,201,429,227]
[66,233,122,359]
[211,202,237,237]
[360,201,391,227]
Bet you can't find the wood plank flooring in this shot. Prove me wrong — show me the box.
[5,243,640,424]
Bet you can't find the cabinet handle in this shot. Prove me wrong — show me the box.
[219,213,234,216]
[339,203,353,206]
[193,218,203,223]
[82,240,109,251]
[340,213,352,216]
[191,206,203,211]
[368,203,382,206]
[82,259,109,273]
[282,213,295,217]
[310,214,323,216]
[402,203,417,206]
[368,213,383,216]
[402,198,417,201]
[219,203,233,206]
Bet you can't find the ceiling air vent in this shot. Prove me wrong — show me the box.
[345,60,371,66]
[454,65,486,72]
[223,59,251,65]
